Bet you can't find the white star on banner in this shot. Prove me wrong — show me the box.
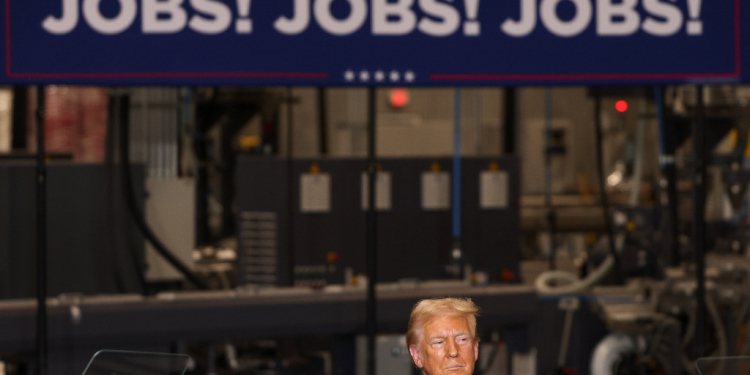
[390,70,400,82]
[360,70,370,82]
[404,70,416,83]
[374,70,385,82]
[344,70,355,82]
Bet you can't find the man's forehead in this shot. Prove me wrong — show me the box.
[423,315,471,337]
[425,328,470,338]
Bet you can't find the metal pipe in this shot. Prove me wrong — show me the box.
[694,85,707,357]
[286,87,295,286]
[11,86,28,150]
[453,88,463,277]
[473,89,481,155]
[655,87,667,168]
[504,88,516,155]
[35,85,48,375]
[593,88,621,280]
[628,98,647,206]
[544,88,556,270]
[656,87,681,266]
[318,87,328,155]
[365,86,378,375]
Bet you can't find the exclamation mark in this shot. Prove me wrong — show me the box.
[463,0,480,36]
[236,0,252,34]
[686,0,702,35]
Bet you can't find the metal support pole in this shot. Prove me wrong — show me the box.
[453,88,463,278]
[693,85,707,358]
[594,89,621,281]
[473,89,481,155]
[286,87,295,286]
[656,87,681,266]
[504,88,516,155]
[11,86,28,150]
[35,86,48,375]
[365,86,378,375]
[318,87,328,155]
[544,88,556,270]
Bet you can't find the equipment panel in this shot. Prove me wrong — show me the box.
[236,156,520,286]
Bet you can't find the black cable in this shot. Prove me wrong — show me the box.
[112,95,148,295]
[593,88,622,281]
[118,95,208,290]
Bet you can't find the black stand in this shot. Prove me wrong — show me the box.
[35,86,48,375]
[693,85,707,357]
[365,87,378,375]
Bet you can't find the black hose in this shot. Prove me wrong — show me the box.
[118,95,208,290]
[108,94,147,295]
[593,89,622,282]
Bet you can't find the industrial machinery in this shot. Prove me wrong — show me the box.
[235,156,521,287]
[526,85,750,375]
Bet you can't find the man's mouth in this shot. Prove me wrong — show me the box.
[443,364,465,370]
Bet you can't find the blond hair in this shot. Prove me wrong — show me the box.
[406,298,480,348]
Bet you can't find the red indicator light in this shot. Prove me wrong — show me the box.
[615,100,628,113]
[390,88,409,108]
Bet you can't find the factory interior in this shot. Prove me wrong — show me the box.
[1,1,750,375]
[1,84,750,375]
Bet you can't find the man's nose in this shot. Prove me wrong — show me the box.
[446,340,459,357]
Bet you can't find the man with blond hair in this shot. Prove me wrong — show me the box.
[407,298,480,375]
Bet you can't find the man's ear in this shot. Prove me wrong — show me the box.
[473,340,479,361]
[409,345,423,368]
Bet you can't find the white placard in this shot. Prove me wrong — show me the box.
[421,172,451,210]
[480,170,509,209]
[300,173,331,213]
[361,172,392,211]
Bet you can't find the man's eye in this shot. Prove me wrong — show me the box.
[432,340,444,346]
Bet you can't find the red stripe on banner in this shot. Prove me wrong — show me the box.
[431,72,739,82]
[7,71,330,80]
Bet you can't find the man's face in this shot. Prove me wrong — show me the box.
[408,315,478,375]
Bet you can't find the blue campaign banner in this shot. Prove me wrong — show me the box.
[0,0,746,86]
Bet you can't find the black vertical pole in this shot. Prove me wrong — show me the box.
[594,89,621,281]
[544,89,555,270]
[661,88,681,267]
[287,87,295,286]
[35,86,48,375]
[366,87,378,375]
[118,95,147,293]
[318,87,328,155]
[693,85,706,358]
[11,86,28,150]
[503,88,516,155]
